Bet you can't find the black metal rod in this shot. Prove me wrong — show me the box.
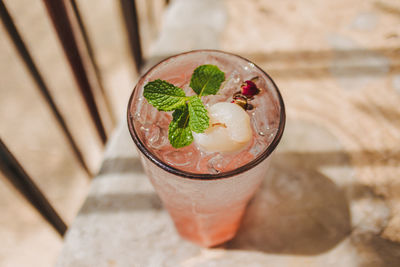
[0,138,67,236]
[43,0,107,144]
[70,0,116,124]
[120,0,143,72]
[0,1,91,176]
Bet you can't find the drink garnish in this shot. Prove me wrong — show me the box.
[240,77,260,98]
[231,93,251,110]
[211,122,227,128]
[231,76,259,110]
[143,65,225,148]
[192,102,252,152]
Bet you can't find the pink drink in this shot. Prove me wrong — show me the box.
[127,50,285,247]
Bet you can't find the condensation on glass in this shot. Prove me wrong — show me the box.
[128,50,285,247]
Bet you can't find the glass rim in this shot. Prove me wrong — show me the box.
[127,49,286,180]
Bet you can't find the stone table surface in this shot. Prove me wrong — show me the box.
[55,121,400,267]
[56,0,400,266]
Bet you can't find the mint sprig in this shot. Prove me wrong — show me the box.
[143,64,225,148]
[143,79,187,111]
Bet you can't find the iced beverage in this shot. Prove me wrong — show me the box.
[127,50,285,247]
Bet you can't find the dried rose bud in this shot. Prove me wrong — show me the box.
[241,79,260,98]
[231,94,248,110]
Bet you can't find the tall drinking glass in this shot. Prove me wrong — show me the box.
[127,50,285,247]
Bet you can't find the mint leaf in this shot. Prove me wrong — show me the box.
[143,79,187,111]
[188,96,209,133]
[190,65,225,96]
[168,105,193,148]
[142,64,226,149]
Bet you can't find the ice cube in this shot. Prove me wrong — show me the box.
[219,70,241,96]
[146,125,168,150]
[162,145,199,168]
[207,153,232,174]
[249,139,264,156]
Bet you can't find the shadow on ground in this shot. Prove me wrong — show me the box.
[226,118,400,265]
[79,192,162,214]
[227,153,351,255]
[81,156,163,214]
